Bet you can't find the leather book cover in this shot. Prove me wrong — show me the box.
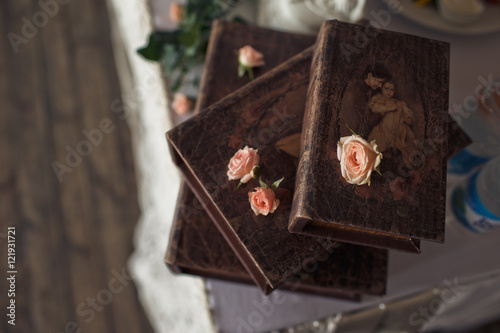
[166,185,388,298]
[165,20,387,300]
[166,21,388,297]
[290,20,456,253]
[167,47,391,294]
[195,20,316,113]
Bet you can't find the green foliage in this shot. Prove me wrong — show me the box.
[258,176,268,189]
[252,165,261,179]
[271,177,284,191]
[137,0,246,92]
[235,180,244,191]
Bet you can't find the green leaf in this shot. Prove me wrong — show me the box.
[178,30,197,47]
[171,76,182,92]
[162,44,180,73]
[238,64,246,78]
[247,67,254,80]
[235,181,244,191]
[346,124,357,136]
[137,33,164,61]
[271,177,284,191]
[139,0,246,92]
[184,44,198,58]
[157,30,182,43]
[252,166,261,179]
[184,12,198,26]
[137,31,181,62]
[258,177,268,188]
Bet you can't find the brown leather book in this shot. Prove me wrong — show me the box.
[167,45,391,294]
[194,20,316,113]
[166,21,387,298]
[290,20,464,253]
[166,185,389,299]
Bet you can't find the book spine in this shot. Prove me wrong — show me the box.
[290,21,335,232]
[194,19,225,114]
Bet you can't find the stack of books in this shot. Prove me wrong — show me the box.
[165,20,470,299]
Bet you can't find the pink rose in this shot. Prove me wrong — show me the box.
[227,146,259,183]
[172,93,192,115]
[248,187,279,216]
[337,135,382,186]
[169,3,184,23]
[238,46,265,68]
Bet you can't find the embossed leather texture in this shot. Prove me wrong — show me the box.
[290,20,469,253]
[166,43,390,294]
[166,20,388,298]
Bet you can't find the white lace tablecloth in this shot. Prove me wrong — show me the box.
[107,0,214,331]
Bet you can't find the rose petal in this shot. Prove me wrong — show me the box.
[241,174,252,183]
[228,146,259,181]
[248,187,278,216]
[337,134,382,186]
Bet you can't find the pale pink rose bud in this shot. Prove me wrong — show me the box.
[227,146,259,183]
[172,93,192,115]
[337,135,382,186]
[169,3,184,24]
[238,45,265,68]
[248,187,279,216]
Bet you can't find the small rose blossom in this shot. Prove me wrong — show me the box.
[227,146,259,183]
[169,3,184,23]
[238,46,265,68]
[172,93,192,115]
[248,187,279,216]
[337,135,382,186]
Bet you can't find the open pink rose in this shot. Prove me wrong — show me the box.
[172,93,192,115]
[248,187,279,216]
[238,46,265,68]
[337,135,382,186]
[169,3,184,23]
[227,146,259,183]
